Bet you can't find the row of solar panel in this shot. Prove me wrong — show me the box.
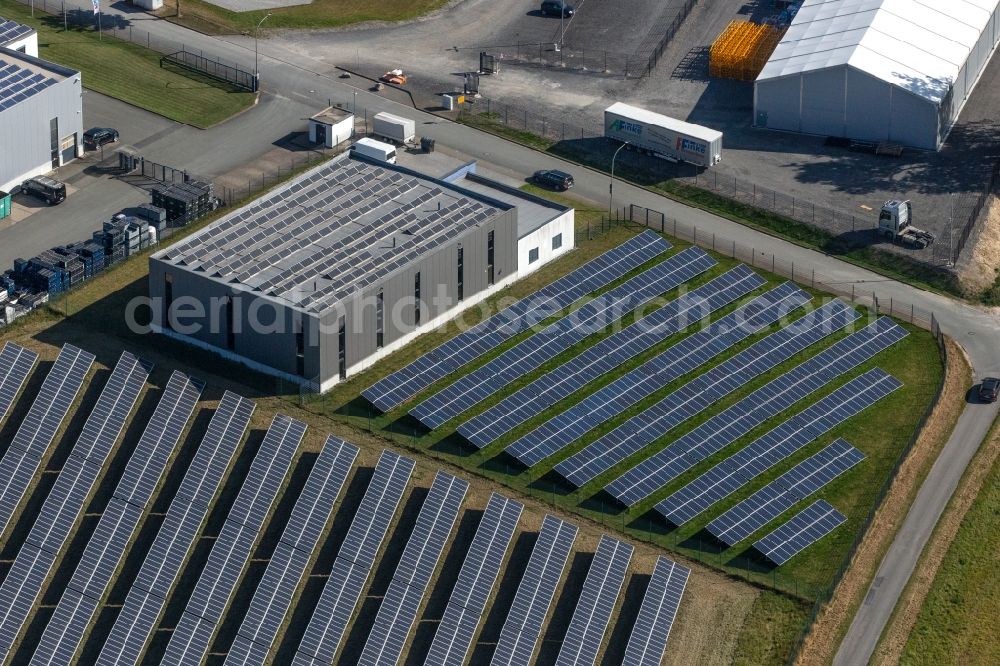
[410,246,718,428]
[363,230,673,411]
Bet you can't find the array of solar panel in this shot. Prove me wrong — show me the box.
[492,515,578,666]
[425,493,524,666]
[363,230,672,412]
[555,536,633,666]
[95,391,255,666]
[0,18,33,44]
[161,414,305,666]
[0,343,94,539]
[410,247,717,429]
[656,368,901,526]
[554,299,858,487]
[294,449,415,665]
[621,557,690,666]
[506,283,811,468]
[706,439,865,547]
[753,499,847,565]
[606,317,908,506]
[226,436,359,664]
[28,371,203,666]
[0,57,58,111]
[359,471,469,666]
[458,265,765,448]
[0,341,37,425]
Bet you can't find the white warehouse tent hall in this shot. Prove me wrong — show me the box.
[753,0,1000,150]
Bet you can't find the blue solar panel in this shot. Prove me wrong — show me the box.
[0,344,94,538]
[622,557,690,666]
[706,439,865,546]
[0,342,37,425]
[425,493,523,665]
[359,471,469,666]
[656,368,900,525]
[493,515,578,666]
[554,299,858,487]
[606,317,907,506]
[753,499,846,565]
[555,536,632,666]
[506,283,811,467]
[410,247,716,428]
[0,55,61,108]
[458,264,764,448]
[363,231,671,412]
[294,450,415,665]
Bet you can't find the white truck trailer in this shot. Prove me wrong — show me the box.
[372,112,416,144]
[604,102,723,167]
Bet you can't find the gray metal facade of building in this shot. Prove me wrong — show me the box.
[0,47,82,193]
[149,154,518,389]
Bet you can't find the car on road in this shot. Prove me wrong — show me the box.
[20,175,66,205]
[83,127,120,151]
[540,0,575,17]
[979,377,999,402]
[532,169,574,191]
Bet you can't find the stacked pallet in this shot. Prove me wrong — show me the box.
[152,181,214,226]
[709,21,784,81]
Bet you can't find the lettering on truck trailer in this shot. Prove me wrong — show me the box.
[676,137,706,156]
[610,119,643,136]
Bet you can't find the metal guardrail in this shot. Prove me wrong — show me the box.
[161,49,257,92]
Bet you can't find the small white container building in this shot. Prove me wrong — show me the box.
[308,106,354,148]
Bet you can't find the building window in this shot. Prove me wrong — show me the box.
[376,288,384,349]
[414,272,421,326]
[487,230,495,286]
[49,118,59,168]
[338,317,347,380]
[552,233,563,250]
[529,247,540,264]
[225,297,235,350]
[457,245,464,302]
[163,273,173,331]
[294,319,305,377]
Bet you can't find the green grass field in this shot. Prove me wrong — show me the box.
[898,429,1000,665]
[0,0,255,127]
[154,0,448,35]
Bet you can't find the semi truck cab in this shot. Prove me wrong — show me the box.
[878,200,934,249]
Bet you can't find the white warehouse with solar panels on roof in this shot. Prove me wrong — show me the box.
[753,0,1000,149]
[0,16,82,193]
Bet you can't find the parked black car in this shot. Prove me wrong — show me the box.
[533,169,574,191]
[20,176,66,205]
[540,0,575,17]
[83,127,120,150]
[979,377,999,403]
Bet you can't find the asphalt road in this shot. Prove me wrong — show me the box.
[22,3,1000,661]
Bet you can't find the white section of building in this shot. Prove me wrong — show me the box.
[754,0,1000,149]
[517,209,574,277]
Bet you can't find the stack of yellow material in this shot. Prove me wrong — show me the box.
[709,20,785,81]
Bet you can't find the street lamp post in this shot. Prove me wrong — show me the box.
[254,13,272,88]
[609,140,629,219]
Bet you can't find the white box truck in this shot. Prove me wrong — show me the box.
[604,102,723,167]
[372,112,416,144]
[351,137,398,164]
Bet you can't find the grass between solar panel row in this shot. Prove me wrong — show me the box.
[316,230,940,605]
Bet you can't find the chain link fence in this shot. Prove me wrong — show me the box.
[458,96,989,269]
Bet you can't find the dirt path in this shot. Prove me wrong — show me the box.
[958,196,1000,295]
[793,337,971,666]
[871,392,1000,663]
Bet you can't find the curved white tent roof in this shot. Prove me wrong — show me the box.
[757,0,999,104]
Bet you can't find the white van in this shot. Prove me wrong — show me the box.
[351,137,398,164]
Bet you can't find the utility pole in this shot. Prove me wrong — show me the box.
[254,13,273,91]
[609,140,630,218]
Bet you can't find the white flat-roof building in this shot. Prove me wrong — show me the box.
[754,0,1000,149]
[0,17,37,56]
[0,38,83,193]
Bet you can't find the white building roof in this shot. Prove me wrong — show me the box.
[757,0,999,104]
